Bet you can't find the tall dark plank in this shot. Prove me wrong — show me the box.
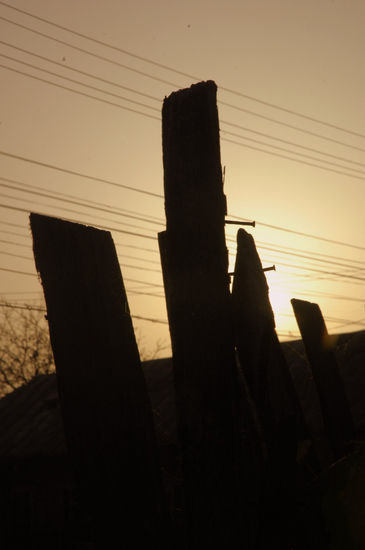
[161,81,248,549]
[30,214,167,549]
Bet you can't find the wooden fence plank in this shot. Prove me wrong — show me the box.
[30,213,168,549]
[291,298,355,459]
[160,81,252,549]
[232,228,301,549]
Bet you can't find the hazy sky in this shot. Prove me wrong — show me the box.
[1,0,365,355]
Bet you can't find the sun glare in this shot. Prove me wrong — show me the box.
[268,286,291,319]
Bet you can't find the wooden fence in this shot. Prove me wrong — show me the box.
[30,80,360,549]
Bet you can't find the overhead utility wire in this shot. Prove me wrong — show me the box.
[0,39,161,103]
[2,151,364,255]
[3,66,365,186]
[0,238,30,249]
[1,0,364,139]
[2,58,365,180]
[1,177,364,273]
[0,191,159,235]
[0,180,163,227]
[2,178,364,274]
[220,126,365,171]
[255,239,365,267]
[0,63,161,123]
[222,136,365,184]
[1,14,364,152]
[220,106,365,153]
[267,260,365,282]
[0,229,31,240]
[9,178,364,272]
[256,243,365,271]
[0,246,160,267]
[0,150,164,199]
[228,214,365,252]
[0,177,163,224]
[0,220,27,230]
[0,250,32,261]
[221,131,365,176]
[3,54,365,176]
[3,61,365,184]
[0,15,180,89]
[0,266,35,277]
[2,223,361,284]
[3,41,365,171]
[0,301,168,324]
[0,53,161,114]
[0,203,158,241]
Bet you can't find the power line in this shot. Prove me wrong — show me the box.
[0,250,32,261]
[228,213,365,252]
[0,203,158,241]
[4,50,365,176]
[0,39,162,103]
[0,228,31,239]
[1,13,364,151]
[0,150,163,198]
[256,240,365,267]
[222,136,365,184]
[0,266,36,277]
[3,54,365,188]
[0,52,161,113]
[0,15,180,89]
[0,179,163,227]
[4,63,365,184]
[1,0,364,139]
[220,125,365,171]
[267,259,365,284]
[0,177,164,224]
[0,63,161,122]
[3,63,365,184]
[256,243,365,271]
[0,191,159,235]
[2,178,364,276]
[220,106,365,153]
[0,220,27,230]
[3,181,362,279]
[274,285,365,304]
[0,300,168,324]
[221,131,365,176]
[4,41,365,169]
[0,238,30,249]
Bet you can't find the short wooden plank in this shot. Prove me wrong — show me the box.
[291,298,355,459]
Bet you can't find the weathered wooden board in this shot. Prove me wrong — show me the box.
[232,228,301,549]
[291,298,355,459]
[161,81,253,548]
[30,213,168,548]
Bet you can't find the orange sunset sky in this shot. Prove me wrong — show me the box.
[1,0,365,356]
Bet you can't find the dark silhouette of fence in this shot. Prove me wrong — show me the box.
[29,80,363,549]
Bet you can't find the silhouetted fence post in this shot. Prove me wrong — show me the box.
[160,81,252,549]
[231,228,301,549]
[291,298,355,460]
[30,214,168,549]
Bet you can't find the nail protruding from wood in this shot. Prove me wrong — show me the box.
[225,219,256,227]
[229,264,276,277]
